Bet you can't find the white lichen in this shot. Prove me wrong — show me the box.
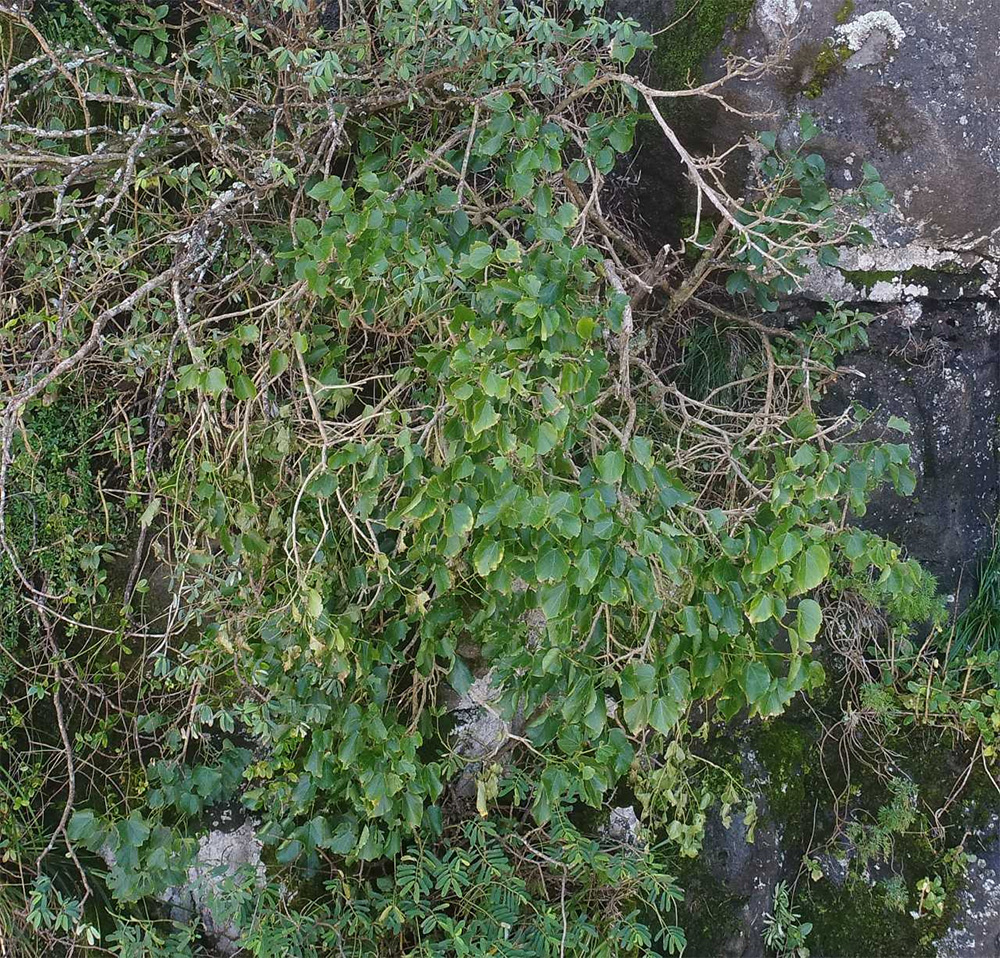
[604,806,642,846]
[868,280,928,302]
[837,244,963,274]
[902,301,923,328]
[836,11,906,52]
[451,671,509,760]
[755,0,799,43]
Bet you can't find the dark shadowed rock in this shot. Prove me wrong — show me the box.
[687,747,787,957]
[824,300,1000,600]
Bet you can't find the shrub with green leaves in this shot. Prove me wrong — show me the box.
[0,0,946,953]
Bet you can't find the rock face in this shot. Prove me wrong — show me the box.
[936,815,1000,958]
[742,0,1000,597]
[97,803,264,956]
[620,0,1000,598]
[604,804,643,845]
[615,0,1000,954]
[742,0,1000,257]
[449,671,509,765]
[699,755,786,958]
[163,818,265,956]
[825,300,1000,599]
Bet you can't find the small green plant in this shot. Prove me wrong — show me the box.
[951,534,1000,658]
[764,881,813,958]
[845,777,918,869]
[881,875,909,913]
[915,875,946,919]
[26,876,100,945]
[802,855,824,882]
[942,844,978,880]
[724,115,888,312]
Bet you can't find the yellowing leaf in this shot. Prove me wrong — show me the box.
[473,538,503,576]
[792,544,830,595]
[139,497,161,529]
[746,593,774,623]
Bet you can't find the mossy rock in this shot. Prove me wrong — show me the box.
[750,716,819,850]
[651,0,755,90]
[674,855,746,956]
[834,0,856,26]
[804,855,952,958]
[784,39,852,100]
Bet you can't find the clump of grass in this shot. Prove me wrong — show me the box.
[677,320,759,405]
[950,537,1000,659]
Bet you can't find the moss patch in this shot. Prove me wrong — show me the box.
[751,717,819,850]
[674,853,746,956]
[841,269,901,289]
[803,873,947,958]
[782,1,855,98]
[834,0,856,26]
[840,263,973,297]
[651,0,755,89]
[802,40,852,99]
[686,681,981,958]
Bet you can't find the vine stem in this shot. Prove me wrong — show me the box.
[34,606,91,908]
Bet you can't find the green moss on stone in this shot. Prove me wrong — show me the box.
[841,269,901,288]
[674,856,746,956]
[802,40,852,99]
[804,874,946,958]
[751,717,822,852]
[834,0,856,25]
[652,0,755,89]
[797,720,974,956]
[691,699,977,957]
[841,263,973,296]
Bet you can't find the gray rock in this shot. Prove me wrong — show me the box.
[98,811,264,956]
[446,583,543,795]
[450,671,510,764]
[621,0,1000,594]
[614,0,1000,950]
[937,815,1000,958]
[699,749,786,958]
[604,805,643,846]
[822,299,1000,599]
[754,0,799,43]
[162,820,265,956]
[727,0,1000,256]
